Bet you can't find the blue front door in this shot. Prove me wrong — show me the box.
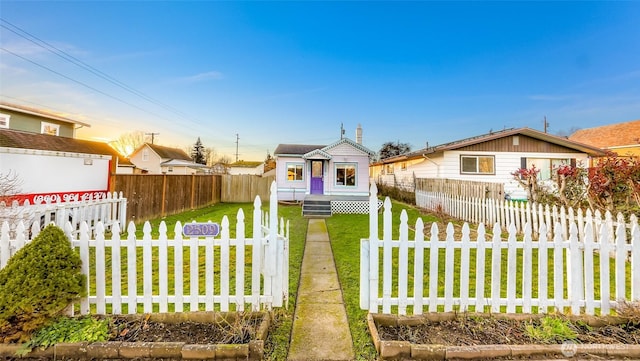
[310,160,324,194]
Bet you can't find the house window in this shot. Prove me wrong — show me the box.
[142,149,149,161]
[335,163,357,187]
[287,163,304,181]
[41,122,59,135]
[524,157,573,180]
[0,113,10,128]
[385,164,394,174]
[460,155,495,175]
[168,166,174,173]
[401,162,407,171]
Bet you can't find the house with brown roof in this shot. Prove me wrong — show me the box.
[0,128,129,203]
[569,119,640,158]
[371,127,606,200]
[129,143,208,175]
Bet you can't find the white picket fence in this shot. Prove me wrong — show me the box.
[0,192,127,239]
[1,183,289,314]
[416,190,636,241]
[362,183,640,316]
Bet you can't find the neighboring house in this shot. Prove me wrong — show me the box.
[211,162,229,174]
[274,135,375,203]
[371,127,606,200]
[228,161,264,176]
[129,143,208,175]
[0,101,91,138]
[569,119,640,158]
[0,129,126,203]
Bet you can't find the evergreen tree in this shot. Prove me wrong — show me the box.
[191,137,206,165]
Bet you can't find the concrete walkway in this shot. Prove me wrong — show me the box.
[288,219,354,361]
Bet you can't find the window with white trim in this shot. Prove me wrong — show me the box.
[142,149,149,161]
[524,157,573,180]
[287,163,304,181]
[335,163,357,186]
[460,155,495,175]
[41,122,60,135]
[0,113,10,128]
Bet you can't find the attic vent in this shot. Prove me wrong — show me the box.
[513,136,520,146]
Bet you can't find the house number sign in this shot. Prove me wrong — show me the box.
[182,222,220,237]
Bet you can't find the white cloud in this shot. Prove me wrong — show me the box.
[176,71,224,83]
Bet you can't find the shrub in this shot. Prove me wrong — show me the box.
[0,224,86,343]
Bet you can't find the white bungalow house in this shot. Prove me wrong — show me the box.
[129,143,208,175]
[228,160,264,176]
[370,127,606,200]
[274,131,375,216]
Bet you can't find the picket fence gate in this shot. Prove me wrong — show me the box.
[416,190,635,241]
[0,192,127,239]
[362,183,640,316]
[1,183,289,314]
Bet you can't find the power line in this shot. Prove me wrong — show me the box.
[0,18,205,128]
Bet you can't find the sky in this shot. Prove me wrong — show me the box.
[1,1,639,161]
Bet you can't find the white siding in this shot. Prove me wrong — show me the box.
[276,156,307,201]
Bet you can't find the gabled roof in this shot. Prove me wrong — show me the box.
[0,101,91,128]
[569,120,640,149]
[131,143,192,161]
[375,127,607,164]
[322,137,376,156]
[274,137,375,158]
[0,128,132,165]
[303,149,332,160]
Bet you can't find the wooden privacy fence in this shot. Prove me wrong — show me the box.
[1,182,289,314]
[0,192,127,240]
[415,178,504,200]
[221,174,275,203]
[113,174,221,222]
[361,183,640,316]
[416,190,634,241]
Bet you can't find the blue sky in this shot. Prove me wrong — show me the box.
[1,1,639,160]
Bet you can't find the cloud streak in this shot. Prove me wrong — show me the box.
[175,71,224,83]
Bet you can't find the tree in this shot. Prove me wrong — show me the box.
[512,165,541,202]
[204,147,217,166]
[191,138,206,165]
[379,141,411,160]
[109,131,146,157]
[264,151,276,172]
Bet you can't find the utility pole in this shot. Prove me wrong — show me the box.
[340,123,345,139]
[235,133,240,162]
[145,132,160,144]
[543,116,549,133]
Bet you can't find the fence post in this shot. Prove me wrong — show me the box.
[368,181,379,313]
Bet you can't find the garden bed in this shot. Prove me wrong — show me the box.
[369,312,640,360]
[0,311,270,360]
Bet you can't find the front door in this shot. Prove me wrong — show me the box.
[310,160,324,195]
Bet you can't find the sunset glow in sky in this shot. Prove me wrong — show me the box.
[1,1,639,160]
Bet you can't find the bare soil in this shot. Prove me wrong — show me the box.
[377,314,640,346]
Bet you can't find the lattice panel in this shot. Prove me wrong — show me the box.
[331,200,383,214]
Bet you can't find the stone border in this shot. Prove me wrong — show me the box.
[368,312,640,360]
[0,311,270,360]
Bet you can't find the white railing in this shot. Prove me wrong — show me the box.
[0,192,127,238]
[1,183,289,314]
[416,190,636,240]
[362,183,640,316]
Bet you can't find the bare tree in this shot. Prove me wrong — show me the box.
[0,170,23,226]
[109,131,146,157]
[204,147,218,166]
